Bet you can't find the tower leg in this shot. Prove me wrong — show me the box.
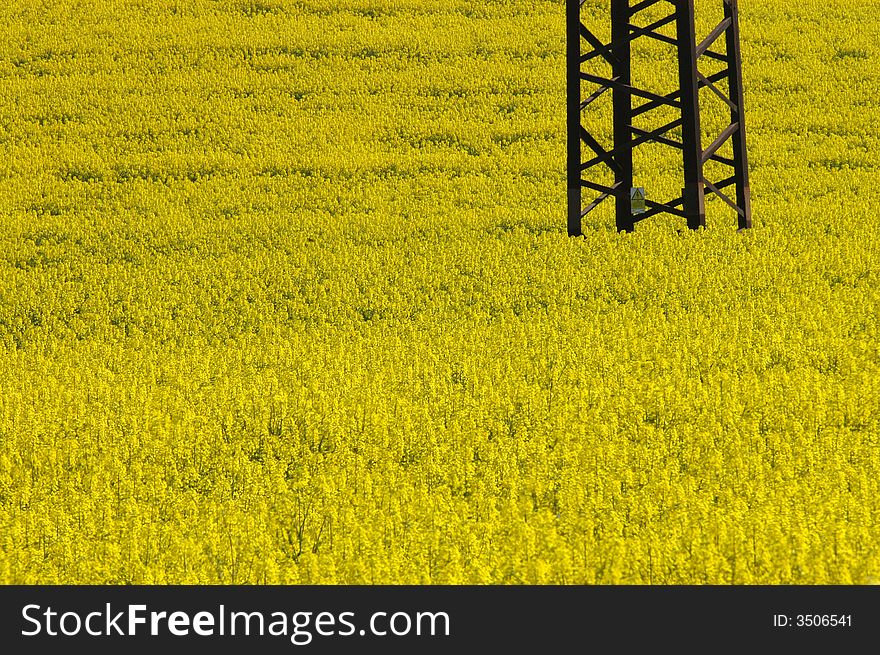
[724,0,752,230]
[566,0,582,237]
[676,0,706,230]
[611,0,634,233]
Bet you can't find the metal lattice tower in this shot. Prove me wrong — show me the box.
[567,0,752,235]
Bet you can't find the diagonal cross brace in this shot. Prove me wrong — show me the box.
[580,127,624,176]
[582,118,682,171]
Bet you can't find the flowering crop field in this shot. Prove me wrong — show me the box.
[0,0,879,584]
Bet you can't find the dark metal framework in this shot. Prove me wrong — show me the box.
[567,0,752,235]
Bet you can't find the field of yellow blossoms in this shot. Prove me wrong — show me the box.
[0,0,878,583]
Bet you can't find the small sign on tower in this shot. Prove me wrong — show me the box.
[630,187,646,215]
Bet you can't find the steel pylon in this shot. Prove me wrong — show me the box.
[567,0,752,235]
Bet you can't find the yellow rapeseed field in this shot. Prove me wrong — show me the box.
[0,0,878,584]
